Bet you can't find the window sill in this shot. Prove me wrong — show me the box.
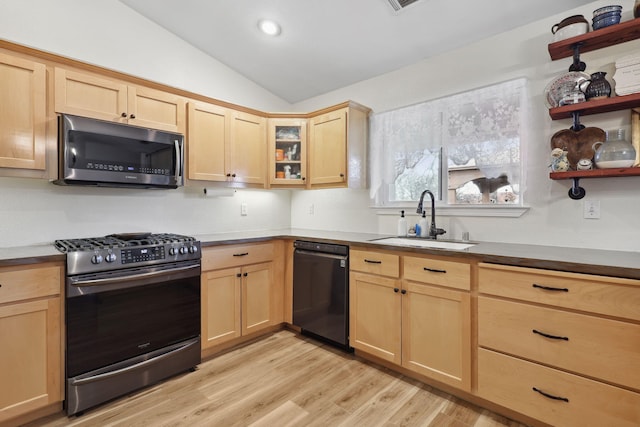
[374,205,529,218]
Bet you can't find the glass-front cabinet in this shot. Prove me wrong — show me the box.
[268,118,307,187]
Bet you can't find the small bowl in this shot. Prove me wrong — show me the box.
[592,13,621,30]
[593,5,622,17]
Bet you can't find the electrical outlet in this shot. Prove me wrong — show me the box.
[308,204,315,215]
[241,202,248,216]
[584,200,600,219]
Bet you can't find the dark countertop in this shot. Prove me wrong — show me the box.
[3,228,640,279]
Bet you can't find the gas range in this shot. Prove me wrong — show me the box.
[55,232,201,275]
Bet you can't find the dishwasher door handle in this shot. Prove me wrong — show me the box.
[294,249,348,261]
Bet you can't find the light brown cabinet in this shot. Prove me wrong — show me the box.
[0,52,47,171]
[187,102,266,185]
[308,104,369,189]
[201,243,281,351]
[55,68,186,133]
[268,118,307,187]
[349,248,471,391]
[477,263,640,427]
[0,263,63,425]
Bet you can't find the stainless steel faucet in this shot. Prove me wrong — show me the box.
[416,190,446,239]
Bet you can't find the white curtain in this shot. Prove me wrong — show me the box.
[369,78,528,206]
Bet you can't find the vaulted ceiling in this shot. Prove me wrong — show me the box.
[120,0,594,103]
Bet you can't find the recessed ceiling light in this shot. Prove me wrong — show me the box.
[258,19,281,36]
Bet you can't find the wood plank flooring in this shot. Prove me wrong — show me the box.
[24,331,528,427]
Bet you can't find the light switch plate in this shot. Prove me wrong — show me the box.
[241,202,248,216]
[584,200,600,219]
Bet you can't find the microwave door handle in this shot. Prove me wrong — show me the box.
[174,139,182,182]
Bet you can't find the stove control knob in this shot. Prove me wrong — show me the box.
[169,247,178,256]
[179,246,188,255]
[189,245,198,254]
[91,254,104,264]
[105,253,117,263]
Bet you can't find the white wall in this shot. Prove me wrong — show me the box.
[1,0,640,251]
[0,0,292,247]
[291,0,640,252]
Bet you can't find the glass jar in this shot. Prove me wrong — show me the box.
[592,129,636,169]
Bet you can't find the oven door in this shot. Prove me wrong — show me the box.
[66,260,201,378]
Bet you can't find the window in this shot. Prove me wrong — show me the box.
[369,78,527,208]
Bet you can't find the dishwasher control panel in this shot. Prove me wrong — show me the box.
[294,240,349,256]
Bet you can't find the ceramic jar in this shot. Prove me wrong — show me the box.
[592,129,636,168]
[580,72,612,100]
[550,148,570,172]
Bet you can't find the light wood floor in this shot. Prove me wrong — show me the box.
[26,330,528,427]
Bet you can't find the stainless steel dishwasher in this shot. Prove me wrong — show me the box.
[293,240,350,350]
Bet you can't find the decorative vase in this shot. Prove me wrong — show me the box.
[580,71,612,100]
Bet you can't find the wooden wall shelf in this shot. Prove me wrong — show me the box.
[548,18,640,60]
[548,93,640,119]
[550,167,640,180]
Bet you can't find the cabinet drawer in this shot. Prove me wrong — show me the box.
[479,296,640,391]
[202,243,274,271]
[478,263,640,321]
[350,249,399,278]
[0,264,62,305]
[478,348,640,427]
[404,256,470,291]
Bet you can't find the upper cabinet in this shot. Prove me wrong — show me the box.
[54,68,186,133]
[0,52,47,171]
[187,101,266,186]
[308,103,370,189]
[268,118,307,187]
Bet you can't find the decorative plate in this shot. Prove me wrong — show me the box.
[544,71,590,108]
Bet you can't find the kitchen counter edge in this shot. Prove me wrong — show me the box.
[2,229,639,280]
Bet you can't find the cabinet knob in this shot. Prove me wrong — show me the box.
[121,112,127,118]
[231,173,236,178]
[302,177,306,181]
[401,289,407,294]
[130,114,136,119]
[243,272,248,277]
[340,173,345,178]
[393,287,399,293]
[236,273,242,278]
[226,173,231,177]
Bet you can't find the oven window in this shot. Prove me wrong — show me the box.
[66,275,200,377]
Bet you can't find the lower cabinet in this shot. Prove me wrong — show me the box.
[477,262,640,427]
[349,248,472,391]
[0,263,63,425]
[201,242,282,351]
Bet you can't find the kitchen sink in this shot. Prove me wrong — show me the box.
[368,237,476,251]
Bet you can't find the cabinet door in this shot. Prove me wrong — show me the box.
[242,262,273,335]
[268,118,307,187]
[201,267,241,349]
[349,271,401,364]
[0,53,46,170]
[229,111,266,185]
[54,68,128,123]
[0,297,61,423]
[187,101,230,182]
[402,281,471,391]
[309,109,347,185]
[128,86,185,133]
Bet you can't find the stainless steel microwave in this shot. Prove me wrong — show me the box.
[55,114,184,189]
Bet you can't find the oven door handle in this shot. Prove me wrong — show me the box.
[70,264,200,286]
[70,337,199,386]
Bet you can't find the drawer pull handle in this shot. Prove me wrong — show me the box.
[233,253,249,257]
[364,259,382,264]
[532,329,569,341]
[532,387,569,403]
[423,267,446,273]
[532,284,569,292]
